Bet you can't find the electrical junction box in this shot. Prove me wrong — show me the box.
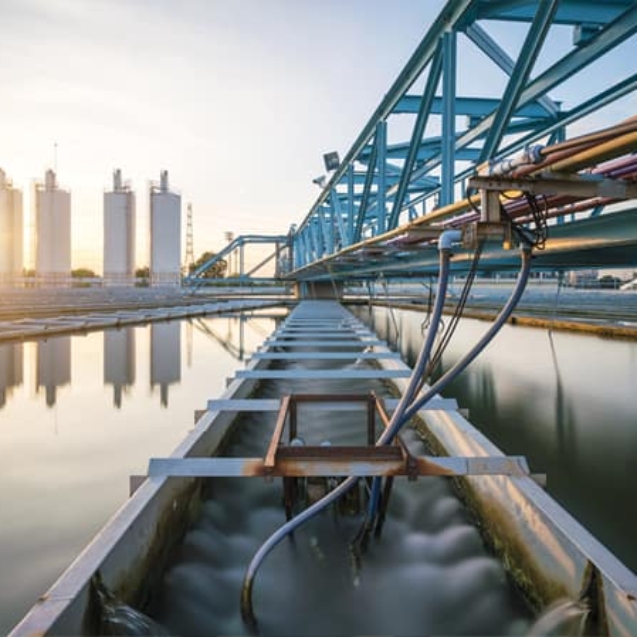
[461,221,513,250]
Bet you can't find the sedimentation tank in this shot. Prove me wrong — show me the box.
[0,168,23,284]
[103,169,135,286]
[35,169,71,286]
[150,170,181,287]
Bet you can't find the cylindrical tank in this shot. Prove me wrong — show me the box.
[35,169,71,285]
[103,169,135,286]
[0,168,23,285]
[150,170,181,286]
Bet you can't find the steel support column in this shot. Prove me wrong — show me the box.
[388,43,443,229]
[376,120,388,234]
[441,30,457,207]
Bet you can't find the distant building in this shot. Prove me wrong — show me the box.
[0,168,23,285]
[103,169,135,286]
[35,170,71,285]
[150,170,181,286]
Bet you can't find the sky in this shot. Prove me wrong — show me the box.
[1,0,446,271]
[1,0,635,273]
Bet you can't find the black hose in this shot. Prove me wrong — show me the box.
[399,246,532,425]
[239,247,453,632]
[240,246,533,632]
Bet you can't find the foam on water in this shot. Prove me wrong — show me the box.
[148,352,534,635]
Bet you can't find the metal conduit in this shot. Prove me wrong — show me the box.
[362,237,454,538]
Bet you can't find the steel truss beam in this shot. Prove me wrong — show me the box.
[185,234,289,285]
[286,0,637,280]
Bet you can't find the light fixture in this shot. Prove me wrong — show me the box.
[323,151,340,172]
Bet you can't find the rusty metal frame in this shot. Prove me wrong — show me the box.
[148,392,532,480]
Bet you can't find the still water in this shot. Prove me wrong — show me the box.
[0,311,281,634]
[353,304,637,576]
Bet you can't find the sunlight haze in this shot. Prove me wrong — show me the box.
[0,0,444,272]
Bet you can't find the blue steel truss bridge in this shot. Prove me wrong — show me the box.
[185,0,637,288]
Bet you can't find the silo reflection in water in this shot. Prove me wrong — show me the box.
[0,342,22,408]
[150,322,180,407]
[36,337,71,407]
[103,328,135,408]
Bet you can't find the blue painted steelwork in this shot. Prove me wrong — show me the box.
[376,121,387,235]
[285,0,637,280]
[184,234,288,285]
[188,1,637,283]
[388,45,444,230]
[478,0,559,163]
[441,29,457,207]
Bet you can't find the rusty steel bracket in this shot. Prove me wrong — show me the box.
[150,392,532,482]
[147,392,534,481]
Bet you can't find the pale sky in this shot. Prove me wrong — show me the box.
[1,0,634,272]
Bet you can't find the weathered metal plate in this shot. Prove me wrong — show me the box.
[250,351,401,360]
[205,397,458,412]
[147,454,530,478]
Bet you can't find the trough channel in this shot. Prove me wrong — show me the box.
[9,300,637,636]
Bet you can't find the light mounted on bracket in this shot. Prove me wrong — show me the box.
[323,151,340,172]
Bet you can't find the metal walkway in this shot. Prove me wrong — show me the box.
[147,300,531,482]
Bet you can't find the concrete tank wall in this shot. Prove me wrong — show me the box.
[103,170,135,286]
[35,170,71,285]
[0,169,23,284]
[150,171,181,287]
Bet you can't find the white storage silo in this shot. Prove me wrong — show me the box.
[0,168,23,285]
[35,169,71,285]
[150,170,181,286]
[103,169,135,285]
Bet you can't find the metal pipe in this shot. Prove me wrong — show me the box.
[240,473,358,631]
[547,130,637,173]
[364,240,453,531]
[288,194,481,279]
[540,116,637,155]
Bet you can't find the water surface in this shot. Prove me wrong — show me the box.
[0,311,280,634]
[353,303,637,574]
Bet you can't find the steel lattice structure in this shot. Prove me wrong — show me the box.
[284,0,637,281]
[189,1,637,285]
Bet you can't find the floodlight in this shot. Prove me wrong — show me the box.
[323,151,340,172]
